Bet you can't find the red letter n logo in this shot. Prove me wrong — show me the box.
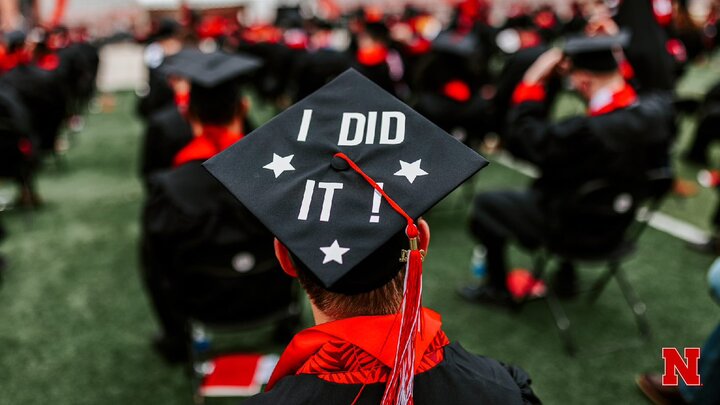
[662,348,702,386]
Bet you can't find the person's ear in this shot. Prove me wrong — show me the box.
[240,97,250,118]
[189,117,202,137]
[274,238,298,277]
[418,218,430,253]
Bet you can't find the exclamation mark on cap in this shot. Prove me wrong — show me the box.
[369,182,384,223]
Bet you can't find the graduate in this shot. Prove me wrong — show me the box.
[138,49,194,183]
[140,51,294,362]
[0,73,40,207]
[462,32,674,305]
[204,69,540,404]
[412,28,491,144]
[136,18,185,121]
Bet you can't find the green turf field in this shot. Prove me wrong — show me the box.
[1,65,720,404]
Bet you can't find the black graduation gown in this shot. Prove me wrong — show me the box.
[613,0,676,92]
[411,49,491,143]
[491,46,562,137]
[504,91,674,250]
[139,105,193,183]
[244,342,540,405]
[686,81,720,166]
[137,64,175,121]
[1,63,68,153]
[0,85,36,179]
[237,42,303,102]
[141,160,295,334]
[292,49,352,102]
[58,43,99,114]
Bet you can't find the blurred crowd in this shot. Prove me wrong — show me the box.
[0,23,99,269]
[4,0,720,403]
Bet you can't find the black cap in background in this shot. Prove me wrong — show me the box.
[565,31,630,72]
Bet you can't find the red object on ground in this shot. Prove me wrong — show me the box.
[507,269,547,300]
[698,170,720,188]
[200,354,279,397]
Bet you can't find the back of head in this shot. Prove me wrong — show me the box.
[188,80,242,126]
[292,229,409,319]
[160,50,263,126]
[564,31,629,74]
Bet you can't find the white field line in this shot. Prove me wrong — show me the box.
[492,151,709,244]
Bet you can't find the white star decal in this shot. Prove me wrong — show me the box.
[320,240,350,265]
[263,154,295,178]
[394,159,428,184]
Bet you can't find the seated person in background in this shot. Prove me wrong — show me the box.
[138,66,192,185]
[460,33,674,306]
[0,220,6,273]
[136,18,184,121]
[636,257,720,404]
[204,69,539,404]
[685,81,720,167]
[141,51,274,362]
[138,49,261,184]
[689,170,720,254]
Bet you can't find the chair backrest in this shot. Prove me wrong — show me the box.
[548,167,674,255]
[642,167,674,207]
[173,239,298,326]
[625,167,674,241]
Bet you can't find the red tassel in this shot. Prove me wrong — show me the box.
[332,153,425,405]
[381,226,423,405]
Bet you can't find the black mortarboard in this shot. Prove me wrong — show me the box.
[205,69,487,403]
[564,31,630,72]
[275,6,304,29]
[204,69,487,293]
[432,30,480,57]
[5,30,26,51]
[160,50,263,89]
[147,18,181,43]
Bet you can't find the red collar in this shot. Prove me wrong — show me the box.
[0,51,30,72]
[173,126,242,167]
[357,44,388,66]
[589,82,637,117]
[443,80,472,103]
[266,308,446,390]
[406,37,431,55]
[36,53,60,71]
[174,91,190,115]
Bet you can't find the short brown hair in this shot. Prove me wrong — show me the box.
[296,266,405,320]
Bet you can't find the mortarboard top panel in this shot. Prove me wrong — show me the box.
[205,69,488,291]
[159,50,263,88]
[564,31,631,72]
[432,30,480,57]
[564,30,631,55]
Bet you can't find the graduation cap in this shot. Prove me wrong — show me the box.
[160,50,262,124]
[275,6,304,29]
[160,50,263,88]
[4,30,26,52]
[564,31,630,72]
[204,69,487,403]
[432,30,480,57]
[146,18,181,43]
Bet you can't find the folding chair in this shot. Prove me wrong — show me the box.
[517,168,674,356]
[171,242,302,404]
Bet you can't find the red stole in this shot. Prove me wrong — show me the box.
[173,126,243,167]
[357,44,388,66]
[36,53,60,71]
[266,308,449,390]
